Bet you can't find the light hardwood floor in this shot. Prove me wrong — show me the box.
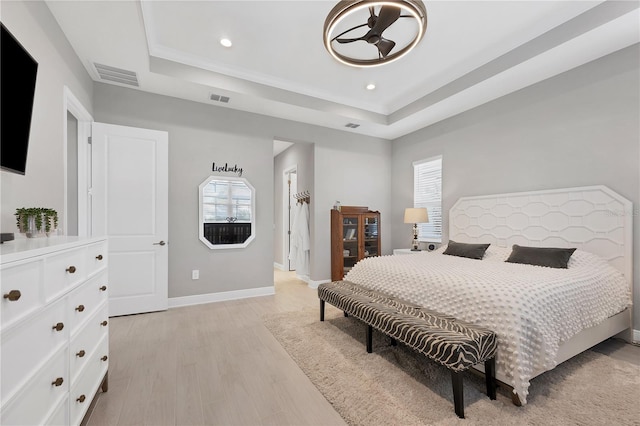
[87,270,639,425]
[87,270,346,426]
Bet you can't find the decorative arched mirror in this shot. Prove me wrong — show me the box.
[198,176,256,249]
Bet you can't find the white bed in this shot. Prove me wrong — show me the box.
[345,185,633,405]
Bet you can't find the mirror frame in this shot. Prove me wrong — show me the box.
[198,176,256,249]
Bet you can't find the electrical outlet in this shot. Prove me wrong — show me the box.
[192,270,199,280]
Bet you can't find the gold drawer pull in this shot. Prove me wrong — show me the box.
[76,350,86,358]
[96,254,103,260]
[52,377,64,387]
[77,395,86,403]
[3,290,21,301]
[66,266,76,274]
[101,320,108,327]
[75,304,85,312]
[52,322,64,332]
[101,355,108,362]
[99,285,107,291]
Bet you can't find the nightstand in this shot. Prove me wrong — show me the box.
[393,248,423,255]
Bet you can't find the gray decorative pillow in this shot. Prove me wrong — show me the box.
[443,240,490,260]
[505,244,576,269]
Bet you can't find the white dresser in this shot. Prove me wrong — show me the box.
[1,237,109,425]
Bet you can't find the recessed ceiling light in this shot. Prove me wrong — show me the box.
[366,83,376,90]
[220,38,232,48]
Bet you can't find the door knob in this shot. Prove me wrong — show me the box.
[153,240,166,246]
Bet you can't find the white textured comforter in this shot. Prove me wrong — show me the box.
[345,247,631,403]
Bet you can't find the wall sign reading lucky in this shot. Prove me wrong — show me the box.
[212,162,243,177]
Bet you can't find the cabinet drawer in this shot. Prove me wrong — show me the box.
[68,272,109,334]
[1,297,68,405]
[1,347,68,426]
[70,304,109,382]
[70,336,108,426]
[1,258,44,331]
[85,240,108,278]
[43,247,87,302]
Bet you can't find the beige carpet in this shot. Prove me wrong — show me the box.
[263,306,639,426]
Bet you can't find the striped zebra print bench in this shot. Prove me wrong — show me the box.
[318,280,497,419]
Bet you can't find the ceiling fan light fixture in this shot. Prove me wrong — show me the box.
[324,0,427,68]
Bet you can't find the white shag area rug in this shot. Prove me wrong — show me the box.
[263,306,639,426]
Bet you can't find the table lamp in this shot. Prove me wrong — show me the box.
[404,208,429,251]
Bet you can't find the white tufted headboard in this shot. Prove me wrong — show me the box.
[449,186,633,285]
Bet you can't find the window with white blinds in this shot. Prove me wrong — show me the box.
[413,156,442,242]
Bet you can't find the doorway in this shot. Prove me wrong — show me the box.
[284,166,297,271]
[63,86,93,237]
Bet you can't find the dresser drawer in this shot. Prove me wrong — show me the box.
[1,297,68,405]
[70,303,109,382]
[45,396,69,426]
[70,336,108,426]
[68,272,109,334]
[86,240,108,278]
[1,258,44,331]
[44,247,87,302]
[1,346,68,426]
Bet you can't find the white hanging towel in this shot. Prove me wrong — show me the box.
[289,202,310,276]
[289,203,302,266]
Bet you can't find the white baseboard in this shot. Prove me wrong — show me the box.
[168,286,275,309]
[308,279,330,289]
[634,329,640,344]
[273,262,285,271]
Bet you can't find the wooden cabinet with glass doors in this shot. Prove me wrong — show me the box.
[331,206,381,281]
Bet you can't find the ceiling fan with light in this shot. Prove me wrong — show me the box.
[323,0,428,67]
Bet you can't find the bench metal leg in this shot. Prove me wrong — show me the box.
[451,370,464,419]
[485,357,496,400]
[366,325,373,353]
[320,300,325,322]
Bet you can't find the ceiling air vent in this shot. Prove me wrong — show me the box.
[210,93,230,103]
[94,63,139,87]
[345,123,360,128]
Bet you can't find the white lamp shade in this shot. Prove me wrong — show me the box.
[404,208,429,223]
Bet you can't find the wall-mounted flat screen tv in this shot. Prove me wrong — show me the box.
[1,23,39,175]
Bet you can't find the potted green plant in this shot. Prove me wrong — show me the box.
[15,207,58,237]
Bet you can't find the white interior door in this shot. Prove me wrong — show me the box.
[91,122,168,316]
[288,170,297,271]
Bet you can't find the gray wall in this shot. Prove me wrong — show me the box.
[390,45,640,329]
[312,141,392,281]
[93,83,390,297]
[273,143,314,269]
[0,1,94,233]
